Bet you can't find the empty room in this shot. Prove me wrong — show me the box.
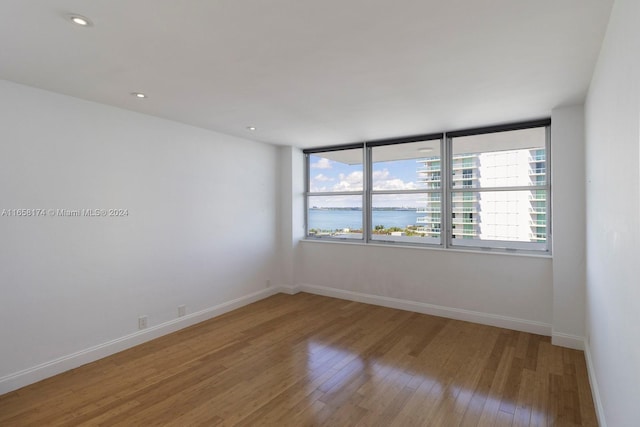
[0,0,638,426]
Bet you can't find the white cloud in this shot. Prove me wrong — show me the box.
[307,195,361,208]
[372,193,423,208]
[372,169,417,190]
[332,171,363,191]
[311,158,332,169]
[314,173,332,182]
[310,173,335,192]
[311,168,418,194]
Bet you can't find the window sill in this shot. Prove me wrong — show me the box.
[300,238,552,259]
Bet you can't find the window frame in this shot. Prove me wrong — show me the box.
[305,144,365,241]
[303,119,551,254]
[445,120,551,253]
[367,133,444,246]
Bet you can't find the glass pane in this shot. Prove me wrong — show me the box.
[450,190,547,248]
[372,140,442,190]
[371,194,441,244]
[307,195,362,239]
[451,127,546,189]
[309,149,363,192]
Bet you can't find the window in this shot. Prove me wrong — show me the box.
[306,147,364,239]
[304,119,550,253]
[370,137,442,244]
[448,124,549,251]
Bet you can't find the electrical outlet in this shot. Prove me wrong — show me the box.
[266,279,271,287]
[138,315,148,330]
[178,305,186,317]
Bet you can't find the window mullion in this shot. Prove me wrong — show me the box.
[545,124,552,251]
[364,144,372,243]
[370,189,443,195]
[304,153,309,237]
[443,134,452,249]
[306,191,363,197]
[449,185,547,193]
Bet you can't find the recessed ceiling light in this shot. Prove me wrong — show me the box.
[131,92,147,99]
[69,14,92,27]
[418,147,434,153]
[247,126,256,131]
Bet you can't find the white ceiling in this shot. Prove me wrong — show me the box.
[0,0,613,149]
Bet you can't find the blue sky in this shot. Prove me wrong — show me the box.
[309,155,429,192]
[309,154,438,207]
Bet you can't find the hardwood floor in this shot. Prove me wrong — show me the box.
[0,293,597,426]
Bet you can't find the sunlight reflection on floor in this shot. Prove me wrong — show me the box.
[302,339,547,424]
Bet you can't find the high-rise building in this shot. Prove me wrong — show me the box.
[416,157,442,238]
[417,149,547,243]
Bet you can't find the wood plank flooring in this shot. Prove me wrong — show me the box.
[0,293,597,426]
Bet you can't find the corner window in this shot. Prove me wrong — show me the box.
[304,119,550,253]
[306,147,364,240]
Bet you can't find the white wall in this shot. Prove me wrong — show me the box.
[278,146,305,290]
[551,105,587,348]
[0,80,281,393]
[584,0,640,424]
[296,241,553,333]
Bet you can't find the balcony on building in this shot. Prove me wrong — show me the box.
[528,152,546,163]
[452,229,478,237]
[416,216,441,224]
[416,206,441,214]
[451,217,478,225]
[452,205,479,213]
[529,193,547,201]
[528,167,546,176]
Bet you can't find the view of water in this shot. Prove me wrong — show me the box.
[308,209,419,231]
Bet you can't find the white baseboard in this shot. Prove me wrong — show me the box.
[0,287,280,396]
[274,284,300,295]
[0,284,582,397]
[584,343,607,427]
[551,332,585,350]
[297,283,552,336]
